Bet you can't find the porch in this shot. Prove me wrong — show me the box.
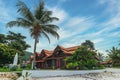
[36,58,66,69]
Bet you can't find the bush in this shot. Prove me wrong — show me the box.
[66,63,74,69]
[99,65,105,69]
[25,64,31,69]
[10,66,18,71]
[80,66,88,70]
[113,63,120,66]
[65,47,102,70]
[66,62,79,69]
[0,68,11,72]
[2,65,8,69]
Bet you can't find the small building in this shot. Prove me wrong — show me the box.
[35,45,79,69]
[101,60,112,67]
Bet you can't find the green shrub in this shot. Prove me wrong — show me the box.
[0,68,11,72]
[99,65,105,69]
[25,64,31,69]
[66,63,74,69]
[10,66,18,71]
[80,66,88,70]
[52,66,55,70]
[66,62,79,69]
[65,47,102,70]
[2,65,8,69]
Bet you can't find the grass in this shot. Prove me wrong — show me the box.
[0,68,11,72]
[112,66,120,68]
[0,67,23,72]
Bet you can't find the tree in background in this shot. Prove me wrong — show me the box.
[97,52,104,62]
[6,0,60,69]
[0,43,20,67]
[0,32,30,66]
[65,47,99,70]
[6,31,30,55]
[81,40,95,50]
[108,46,120,66]
[0,34,7,43]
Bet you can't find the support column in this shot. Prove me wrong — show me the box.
[64,60,66,68]
[45,61,48,68]
[52,60,55,67]
[41,62,43,68]
[56,59,59,68]
[58,59,60,68]
[56,59,60,69]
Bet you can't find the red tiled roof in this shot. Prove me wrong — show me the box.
[101,60,112,65]
[53,45,80,54]
[65,46,79,51]
[35,52,41,56]
[54,45,66,51]
[42,49,53,57]
[36,45,80,58]
[64,46,80,54]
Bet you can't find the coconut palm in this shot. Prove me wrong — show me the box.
[108,47,120,66]
[6,0,59,69]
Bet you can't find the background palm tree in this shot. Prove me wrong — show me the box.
[107,47,120,66]
[6,0,60,69]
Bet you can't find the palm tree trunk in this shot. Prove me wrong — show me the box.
[34,38,37,53]
[32,38,37,69]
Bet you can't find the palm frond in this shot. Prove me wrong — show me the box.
[17,18,32,26]
[49,30,59,39]
[42,27,59,39]
[42,16,59,23]
[34,0,45,20]
[41,31,50,43]
[16,1,34,22]
[7,20,31,28]
[42,24,59,30]
[38,10,59,23]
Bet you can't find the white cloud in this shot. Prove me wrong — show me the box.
[26,38,55,52]
[98,0,120,23]
[58,28,69,39]
[109,31,120,37]
[64,16,96,34]
[97,50,108,56]
[2,0,119,55]
[58,0,68,2]
[57,17,96,40]
[61,42,76,48]
[47,7,68,24]
[98,0,120,13]
[96,0,120,37]
[92,38,104,44]
[65,17,87,27]
[0,0,14,23]
[106,14,120,28]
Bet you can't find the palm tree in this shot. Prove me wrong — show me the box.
[6,0,59,69]
[107,47,120,66]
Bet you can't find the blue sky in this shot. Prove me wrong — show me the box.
[0,0,120,56]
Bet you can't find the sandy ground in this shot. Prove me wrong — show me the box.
[31,72,120,80]
[0,68,118,80]
[0,72,18,80]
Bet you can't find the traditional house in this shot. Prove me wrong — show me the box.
[35,45,79,69]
